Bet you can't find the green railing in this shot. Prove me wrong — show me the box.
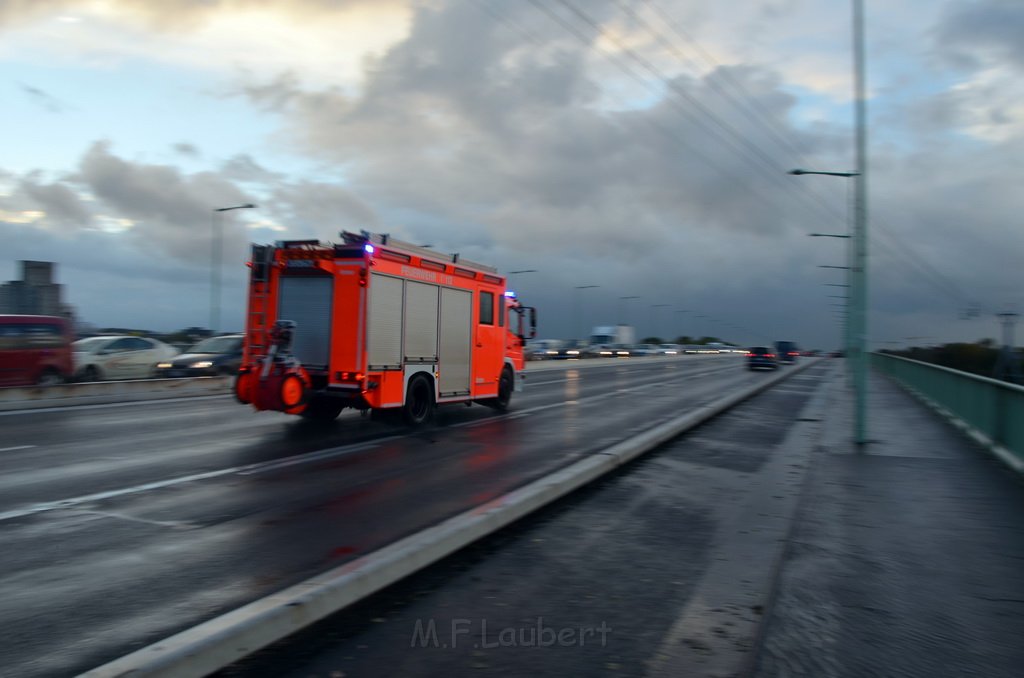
[872,352,1024,468]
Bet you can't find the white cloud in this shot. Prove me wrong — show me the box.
[0,0,414,90]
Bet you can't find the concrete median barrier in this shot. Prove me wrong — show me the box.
[82,359,819,678]
[0,377,232,412]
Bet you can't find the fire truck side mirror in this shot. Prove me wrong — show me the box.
[528,307,537,339]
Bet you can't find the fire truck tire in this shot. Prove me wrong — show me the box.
[482,366,513,411]
[403,374,435,426]
[300,396,344,421]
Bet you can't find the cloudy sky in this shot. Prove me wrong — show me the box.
[2,0,1021,349]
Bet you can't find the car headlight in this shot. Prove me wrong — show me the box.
[566,350,579,355]
[156,362,173,369]
[191,361,214,369]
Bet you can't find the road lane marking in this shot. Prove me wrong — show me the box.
[0,445,36,452]
[70,509,198,530]
[0,440,391,523]
[0,394,232,416]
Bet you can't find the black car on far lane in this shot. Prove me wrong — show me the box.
[154,334,244,377]
[747,346,778,371]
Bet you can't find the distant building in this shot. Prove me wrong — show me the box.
[0,260,76,320]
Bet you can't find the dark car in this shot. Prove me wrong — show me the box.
[154,334,243,377]
[747,346,778,371]
[554,339,589,359]
[775,340,799,364]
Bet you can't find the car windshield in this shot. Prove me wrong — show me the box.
[188,336,240,353]
[72,337,112,353]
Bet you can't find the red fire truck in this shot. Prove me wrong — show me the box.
[235,231,536,423]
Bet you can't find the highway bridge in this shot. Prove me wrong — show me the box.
[1,353,1022,677]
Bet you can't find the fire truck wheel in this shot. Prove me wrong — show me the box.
[482,366,513,411]
[300,396,344,421]
[495,367,513,410]
[403,374,435,426]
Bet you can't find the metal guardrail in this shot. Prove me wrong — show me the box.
[872,352,1024,471]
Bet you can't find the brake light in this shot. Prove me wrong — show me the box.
[745,352,754,357]
[767,353,775,358]
[789,351,798,356]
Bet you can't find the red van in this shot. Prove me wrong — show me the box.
[0,315,74,386]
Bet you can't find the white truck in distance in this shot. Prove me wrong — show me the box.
[588,325,636,356]
[590,325,636,346]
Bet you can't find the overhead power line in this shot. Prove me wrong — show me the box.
[535,0,849,229]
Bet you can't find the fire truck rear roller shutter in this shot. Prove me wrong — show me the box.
[404,281,439,362]
[438,287,472,396]
[367,273,403,369]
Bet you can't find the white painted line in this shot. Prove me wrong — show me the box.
[82,359,821,678]
[0,445,35,452]
[523,378,570,387]
[0,439,393,523]
[0,394,231,417]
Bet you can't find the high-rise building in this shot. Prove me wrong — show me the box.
[0,261,76,320]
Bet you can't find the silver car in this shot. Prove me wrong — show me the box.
[73,336,180,381]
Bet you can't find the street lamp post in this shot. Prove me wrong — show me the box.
[851,0,870,445]
[789,0,869,441]
[574,285,600,341]
[211,203,256,335]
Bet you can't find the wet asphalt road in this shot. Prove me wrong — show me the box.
[218,362,834,678]
[0,354,790,677]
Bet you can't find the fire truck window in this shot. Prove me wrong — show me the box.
[479,291,494,326]
[498,299,505,327]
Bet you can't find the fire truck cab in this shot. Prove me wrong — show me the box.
[236,231,537,424]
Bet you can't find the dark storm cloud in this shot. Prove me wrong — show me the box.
[212,0,1018,347]
[270,181,380,241]
[246,0,813,264]
[17,173,92,226]
[75,141,253,261]
[935,0,1024,70]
